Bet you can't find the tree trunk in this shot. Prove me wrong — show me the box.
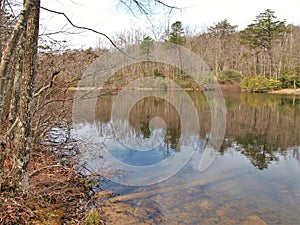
[268,49,273,78]
[255,51,260,75]
[0,0,33,116]
[8,51,23,127]
[11,0,40,192]
[0,0,4,61]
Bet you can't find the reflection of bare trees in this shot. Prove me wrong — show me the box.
[93,92,300,169]
[128,97,180,146]
[223,93,300,169]
[292,147,300,161]
[95,92,192,149]
[228,93,300,148]
[95,92,300,148]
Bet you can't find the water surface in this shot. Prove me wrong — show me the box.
[74,91,300,224]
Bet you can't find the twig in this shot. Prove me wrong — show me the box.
[40,6,135,59]
[34,71,61,97]
[39,30,86,36]
[6,116,19,137]
[29,164,74,177]
[119,0,179,15]
[153,0,179,9]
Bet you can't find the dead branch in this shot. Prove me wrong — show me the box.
[34,70,60,97]
[29,164,74,177]
[40,6,134,59]
[6,116,18,137]
[119,0,179,15]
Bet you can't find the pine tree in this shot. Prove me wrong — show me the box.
[169,21,184,45]
[141,36,154,60]
[239,9,289,77]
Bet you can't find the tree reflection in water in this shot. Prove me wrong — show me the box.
[91,92,300,170]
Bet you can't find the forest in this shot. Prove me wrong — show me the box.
[107,10,300,92]
[0,0,300,224]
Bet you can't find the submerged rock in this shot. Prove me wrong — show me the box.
[242,215,267,225]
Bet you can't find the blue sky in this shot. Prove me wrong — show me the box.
[40,0,300,49]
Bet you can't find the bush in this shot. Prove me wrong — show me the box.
[181,80,193,88]
[218,70,242,84]
[173,74,198,89]
[241,76,281,93]
[199,73,216,90]
[279,73,300,88]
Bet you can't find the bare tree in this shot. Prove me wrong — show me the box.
[0,0,177,193]
[11,0,40,192]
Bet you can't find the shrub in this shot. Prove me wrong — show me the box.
[279,73,300,88]
[199,73,216,90]
[173,74,198,89]
[218,70,242,84]
[181,80,193,88]
[241,76,281,93]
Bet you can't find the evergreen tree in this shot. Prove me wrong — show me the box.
[169,21,184,45]
[208,19,237,38]
[239,9,289,77]
[141,36,154,60]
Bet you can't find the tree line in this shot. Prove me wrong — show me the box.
[94,8,300,92]
[141,9,300,91]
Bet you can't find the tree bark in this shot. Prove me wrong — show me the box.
[12,0,40,192]
[0,0,3,61]
[268,49,273,78]
[0,0,33,115]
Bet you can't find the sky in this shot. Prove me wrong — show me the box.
[40,0,300,49]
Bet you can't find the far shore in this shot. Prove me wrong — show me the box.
[268,88,300,95]
[66,85,300,95]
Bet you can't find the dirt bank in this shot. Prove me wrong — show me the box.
[219,83,241,92]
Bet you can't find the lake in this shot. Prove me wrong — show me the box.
[72,90,300,224]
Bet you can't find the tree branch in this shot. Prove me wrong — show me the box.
[29,164,74,177]
[119,0,179,15]
[40,6,135,59]
[34,71,60,97]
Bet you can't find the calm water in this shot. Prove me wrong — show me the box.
[73,91,300,224]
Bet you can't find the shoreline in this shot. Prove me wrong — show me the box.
[268,88,300,95]
[67,83,242,92]
[67,85,300,96]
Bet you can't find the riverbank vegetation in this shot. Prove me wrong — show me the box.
[122,9,300,92]
[41,9,300,93]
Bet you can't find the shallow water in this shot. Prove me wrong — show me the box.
[73,91,300,224]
